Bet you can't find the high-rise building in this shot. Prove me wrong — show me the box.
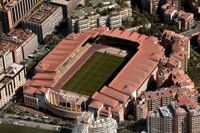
[0,63,26,109]
[148,106,173,133]
[50,0,77,18]
[170,101,188,133]
[22,3,63,42]
[188,107,200,133]
[147,96,200,133]
[72,117,118,133]
[0,28,39,64]
[0,0,43,33]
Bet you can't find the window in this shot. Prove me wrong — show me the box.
[67,103,70,108]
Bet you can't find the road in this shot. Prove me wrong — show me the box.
[0,117,60,131]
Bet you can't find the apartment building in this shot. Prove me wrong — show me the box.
[161,30,190,72]
[171,70,194,89]
[149,0,160,14]
[188,107,200,133]
[140,0,181,15]
[157,57,194,89]
[134,87,198,121]
[170,101,188,133]
[163,6,194,30]
[161,0,181,13]
[8,29,39,60]
[162,30,190,58]
[68,1,132,33]
[0,28,38,65]
[147,95,200,133]
[69,7,100,33]
[72,117,118,133]
[0,0,43,33]
[50,0,77,17]
[157,58,179,88]
[134,100,148,120]
[108,12,122,29]
[0,63,25,109]
[68,7,102,33]
[22,3,63,42]
[0,49,13,72]
[140,0,172,14]
[148,106,173,133]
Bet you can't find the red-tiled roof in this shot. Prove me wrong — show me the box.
[88,100,103,110]
[104,29,148,43]
[99,29,164,97]
[178,96,199,109]
[180,12,193,20]
[100,86,129,103]
[30,80,57,88]
[35,39,83,72]
[165,6,177,15]
[112,104,123,113]
[33,73,58,80]
[109,42,164,95]
[24,86,37,95]
[35,27,109,73]
[92,92,119,108]
[35,87,49,95]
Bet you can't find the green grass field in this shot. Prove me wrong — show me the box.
[63,52,125,96]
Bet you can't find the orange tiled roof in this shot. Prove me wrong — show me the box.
[35,87,49,95]
[33,73,58,80]
[178,96,199,109]
[92,92,119,108]
[35,27,109,73]
[24,86,37,95]
[112,104,123,113]
[100,86,129,103]
[88,100,103,110]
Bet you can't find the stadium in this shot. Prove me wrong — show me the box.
[23,27,164,121]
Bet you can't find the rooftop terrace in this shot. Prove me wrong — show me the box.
[25,3,60,24]
[0,29,34,55]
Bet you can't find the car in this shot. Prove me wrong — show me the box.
[43,116,49,119]
[28,54,36,59]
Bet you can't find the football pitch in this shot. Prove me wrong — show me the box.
[63,52,125,96]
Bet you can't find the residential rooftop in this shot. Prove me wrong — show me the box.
[149,109,160,118]
[71,6,96,19]
[0,63,24,84]
[159,106,172,117]
[0,29,35,55]
[25,3,60,24]
[178,95,199,109]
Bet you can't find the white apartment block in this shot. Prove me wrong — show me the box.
[0,63,26,109]
[22,3,63,42]
[0,50,14,70]
[68,6,132,33]
[0,29,39,67]
[72,117,118,133]
[109,14,122,29]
